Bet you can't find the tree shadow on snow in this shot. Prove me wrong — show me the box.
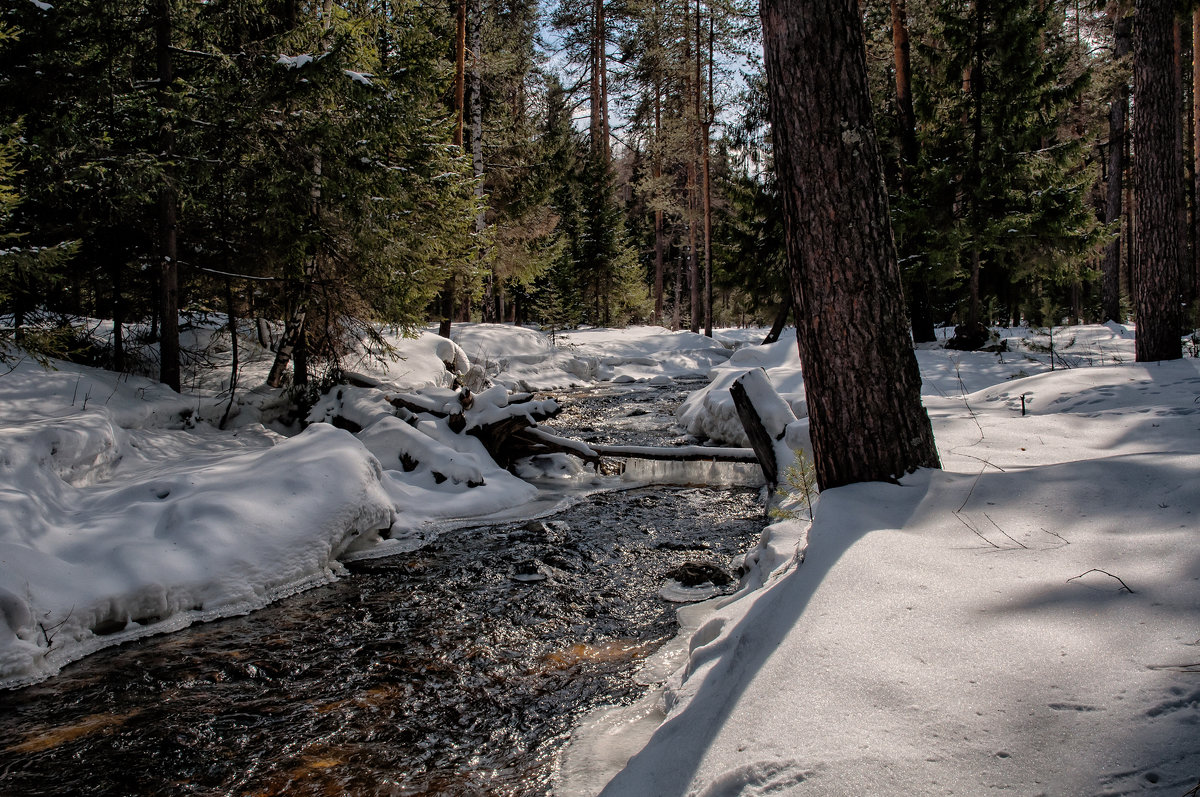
[598,474,932,797]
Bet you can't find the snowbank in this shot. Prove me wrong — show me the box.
[0,328,528,687]
[450,323,742,391]
[0,418,393,687]
[564,336,1200,795]
[0,322,759,686]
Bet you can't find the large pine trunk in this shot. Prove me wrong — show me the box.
[1193,9,1200,304]
[1132,0,1184,362]
[761,0,940,490]
[1103,4,1132,323]
[653,80,665,323]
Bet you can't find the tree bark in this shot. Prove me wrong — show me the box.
[156,0,180,392]
[590,0,610,160]
[686,3,700,334]
[440,0,468,340]
[469,0,487,320]
[702,8,714,337]
[672,248,682,330]
[454,0,466,151]
[599,0,610,162]
[966,0,985,330]
[762,300,790,344]
[1132,0,1184,361]
[1193,8,1200,304]
[890,0,918,177]
[889,0,934,342]
[1103,3,1132,322]
[761,0,940,490]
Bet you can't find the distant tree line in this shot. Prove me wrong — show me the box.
[0,0,1195,390]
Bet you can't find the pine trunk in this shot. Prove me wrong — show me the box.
[687,169,699,334]
[966,0,985,330]
[1194,9,1200,303]
[889,0,934,342]
[598,0,610,162]
[469,0,486,319]
[761,0,940,490]
[653,80,665,322]
[686,4,700,334]
[1103,4,1132,322]
[156,0,180,392]
[1175,19,1189,298]
[440,0,468,340]
[702,9,714,338]
[672,250,682,330]
[454,0,466,150]
[1133,0,1184,361]
[890,0,918,175]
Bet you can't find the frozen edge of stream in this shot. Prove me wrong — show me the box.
[553,510,812,796]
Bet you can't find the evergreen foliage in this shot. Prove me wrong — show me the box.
[0,0,1188,378]
[895,0,1102,326]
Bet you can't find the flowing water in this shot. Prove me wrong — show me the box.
[0,381,764,796]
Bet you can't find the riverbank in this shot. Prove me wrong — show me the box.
[566,324,1200,795]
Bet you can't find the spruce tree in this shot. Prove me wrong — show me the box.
[912,0,1100,331]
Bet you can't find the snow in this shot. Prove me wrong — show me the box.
[560,326,1200,796]
[276,54,314,69]
[450,323,740,391]
[1,319,1198,796]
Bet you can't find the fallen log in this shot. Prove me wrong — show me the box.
[509,427,757,467]
[590,442,758,463]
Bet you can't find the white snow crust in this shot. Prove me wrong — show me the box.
[3,318,1198,797]
[561,324,1200,796]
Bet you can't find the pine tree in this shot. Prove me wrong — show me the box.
[762,0,940,489]
[1132,0,1184,361]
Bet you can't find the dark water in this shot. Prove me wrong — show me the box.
[0,382,764,796]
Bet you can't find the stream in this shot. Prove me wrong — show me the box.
[0,381,765,796]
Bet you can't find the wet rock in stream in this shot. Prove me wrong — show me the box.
[665,561,734,588]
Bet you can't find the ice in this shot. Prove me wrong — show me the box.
[621,458,764,488]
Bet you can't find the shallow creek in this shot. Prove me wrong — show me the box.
[0,381,765,795]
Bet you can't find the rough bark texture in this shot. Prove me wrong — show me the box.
[156,0,180,392]
[889,0,934,342]
[1132,0,1184,362]
[761,0,940,490]
[1103,4,1132,322]
[965,1,985,330]
[653,85,665,323]
[701,5,714,338]
[1194,9,1200,303]
[440,0,468,341]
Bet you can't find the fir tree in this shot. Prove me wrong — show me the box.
[912,0,1101,331]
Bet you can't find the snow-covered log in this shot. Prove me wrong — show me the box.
[589,442,758,463]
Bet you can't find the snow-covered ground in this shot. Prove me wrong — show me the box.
[2,319,1198,795]
[0,323,748,686]
[561,322,1200,796]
